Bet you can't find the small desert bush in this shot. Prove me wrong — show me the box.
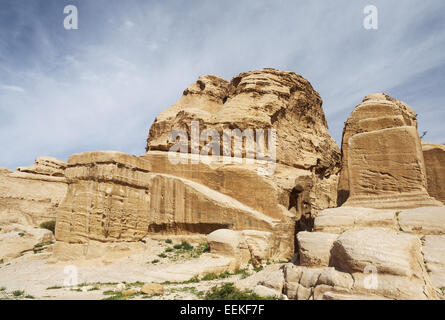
[12,290,24,297]
[204,283,277,300]
[40,220,56,234]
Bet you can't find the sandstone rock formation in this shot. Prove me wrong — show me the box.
[54,69,342,261]
[0,157,67,226]
[337,93,442,209]
[422,142,445,204]
[144,68,341,248]
[54,151,287,259]
[240,206,445,300]
[0,157,66,262]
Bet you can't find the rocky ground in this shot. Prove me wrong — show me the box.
[0,237,281,300]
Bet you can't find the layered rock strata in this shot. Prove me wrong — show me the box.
[422,142,445,204]
[337,93,442,209]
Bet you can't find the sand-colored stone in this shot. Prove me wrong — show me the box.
[296,231,338,267]
[17,156,66,177]
[0,224,54,262]
[314,207,398,233]
[0,158,67,227]
[145,69,341,240]
[422,235,445,289]
[330,228,424,278]
[55,151,291,258]
[338,93,442,209]
[422,142,445,204]
[206,229,251,269]
[146,69,340,174]
[398,207,445,235]
[141,283,164,295]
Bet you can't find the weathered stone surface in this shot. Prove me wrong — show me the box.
[259,269,285,292]
[207,229,250,269]
[55,151,152,244]
[338,93,442,209]
[0,158,67,227]
[241,230,274,264]
[351,273,435,300]
[0,224,54,262]
[17,156,66,177]
[330,228,424,278]
[141,283,164,295]
[56,152,276,243]
[422,235,445,289]
[398,207,445,235]
[422,142,445,204]
[144,69,342,241]
[296,231,338,267]
[316,267,354,289]
[122,288,138,296]
[252,285,281,298]
[146,69,340,174]
[285,282,312,300]
[314,207,398,233]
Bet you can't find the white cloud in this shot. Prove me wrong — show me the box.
[0,0,444,169]
[0,84,25,93]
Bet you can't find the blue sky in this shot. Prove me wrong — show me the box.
[1,0,444,169]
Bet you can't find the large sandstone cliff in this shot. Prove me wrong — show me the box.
[54,69,342,260]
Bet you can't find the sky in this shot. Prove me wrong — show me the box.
[0,0,444,169]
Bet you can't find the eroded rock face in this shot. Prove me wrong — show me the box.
[240,206,445,300]
[17,156,66,177]
[146,69,340,175]
[422,142,445,204]
[54,151,288,258]
[338,93,442,209]
[143,69,341,249]
[55,151,152,244]
[0,157,67,226]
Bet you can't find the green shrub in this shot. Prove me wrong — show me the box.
[165,239,172,244]
[18,232,25,237]
[204,283,277,300]
[158,253,167,258]
[201,273,218,281]
[165,247,173,253]
[40,220,56,234]
[151,259,160,264]
[12,290,24,297]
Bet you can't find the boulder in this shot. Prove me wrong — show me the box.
[206,229,250,269]
[141,283,164,295]
[296,231,338,267]
[330,228,425,278]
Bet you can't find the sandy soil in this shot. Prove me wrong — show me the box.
[0,239,265,300]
